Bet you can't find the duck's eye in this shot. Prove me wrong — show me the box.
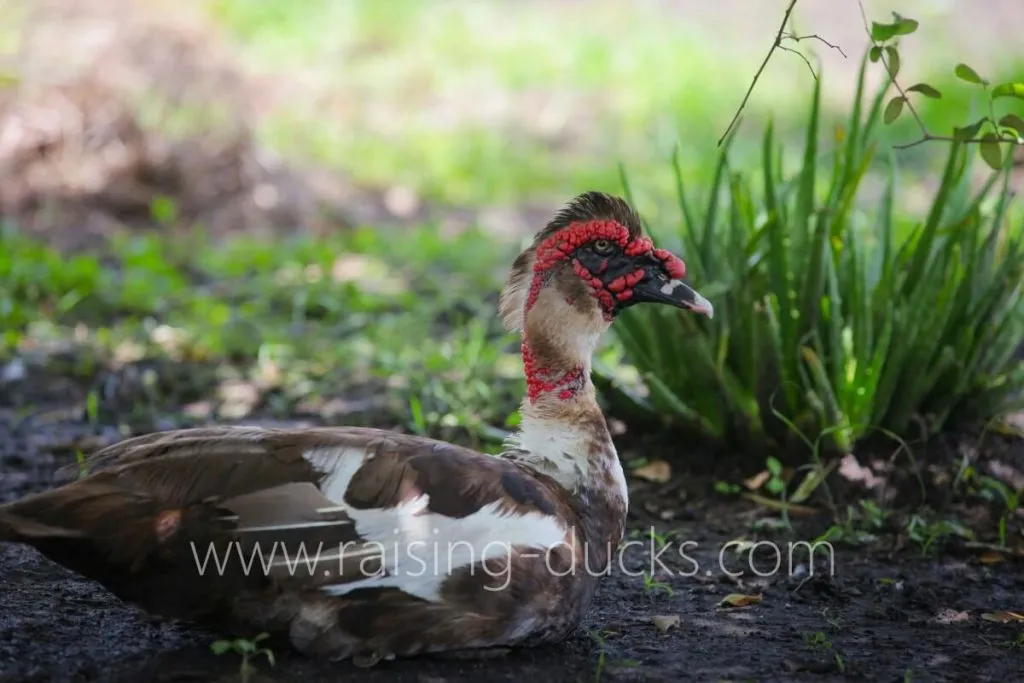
[593,239,613,254]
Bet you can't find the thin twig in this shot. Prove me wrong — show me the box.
[717,0,800,147]
[779,45,817,81]
[783,32,848,58]
[893,133,1021,151]
[880,57,930,131]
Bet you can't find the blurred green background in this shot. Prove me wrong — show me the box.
[198,0,1023,206]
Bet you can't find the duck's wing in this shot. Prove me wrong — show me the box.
[1,425,576,623]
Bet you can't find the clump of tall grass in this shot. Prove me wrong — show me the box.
[606,53,1024,459]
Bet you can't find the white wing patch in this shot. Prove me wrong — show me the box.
[319,495,568,602]
[303,445,376,503]
[227,445,572,602]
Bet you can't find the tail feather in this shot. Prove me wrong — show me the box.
[0,507,83,542]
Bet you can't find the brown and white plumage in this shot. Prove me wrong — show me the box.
[0,191,712,665]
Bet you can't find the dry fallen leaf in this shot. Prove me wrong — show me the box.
[981,611,1024,623]
[933,608,970,624]
[722,538,754,555]
[965,541,1024,558]
[717,593,763,609]
[651,615,680,634]
[996,410,1024,436]
[838,452,885,489]
[743,470,771,490]
[979,551,1006,565]
[633,460,672,484]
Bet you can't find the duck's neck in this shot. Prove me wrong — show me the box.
[502,307,628,535]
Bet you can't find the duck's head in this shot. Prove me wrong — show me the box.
[500,191,712,339]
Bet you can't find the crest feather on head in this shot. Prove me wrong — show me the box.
[499,192,643,332]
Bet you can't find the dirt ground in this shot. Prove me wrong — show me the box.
[2,366,1023,683]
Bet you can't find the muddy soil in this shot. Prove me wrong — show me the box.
[2,370,1023,683]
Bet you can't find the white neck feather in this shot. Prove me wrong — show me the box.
[499,278,629,508]
[506,415,626,501]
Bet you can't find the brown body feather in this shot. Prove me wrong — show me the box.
[0,426,612,661]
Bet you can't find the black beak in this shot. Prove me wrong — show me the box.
[632,275,714,318]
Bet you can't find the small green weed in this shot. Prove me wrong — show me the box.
[763,456,787,497]
[802,630,845,673]
[905,513,975,555]
[953,460,1022,548]
[584,628,611,683]
[641,572,674,598]
[1004,632,1024,650]
[713,480,741,496]
[803,630,832,650]
[817,500,890,546]
[74,451,90,480]
[210,633,275,683]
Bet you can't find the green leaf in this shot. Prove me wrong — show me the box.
[906,83,942,99]
[85,389,98,424]
[883,96,905,124]
[869,46,882,63]
[871,17,919,42]
[149,195,178,225]
[900,142,963,305]
[884,46,900,79]
[953,118,987,142]
[890,12,919,33]
[800,345,843,439]
[870,22,896,42]
[999,114,1024,139]
[991,82,1024,101]
[954,63,986,85]
[979,133,1005,170]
